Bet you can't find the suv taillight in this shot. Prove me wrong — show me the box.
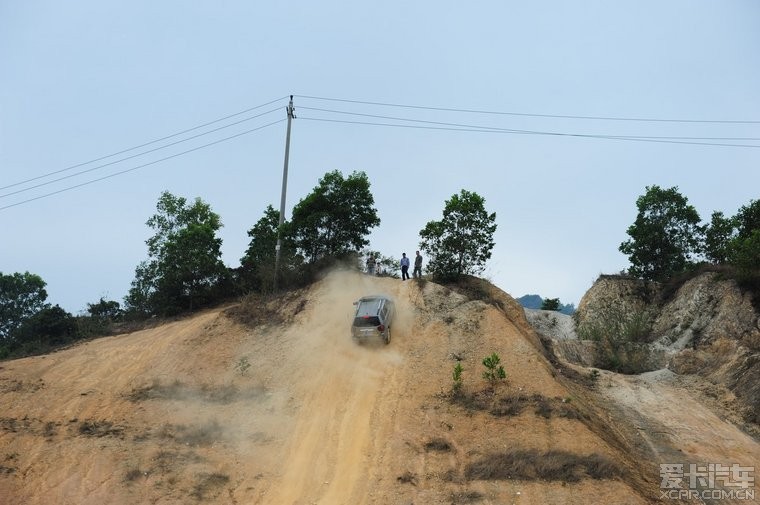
[377,324,385,332]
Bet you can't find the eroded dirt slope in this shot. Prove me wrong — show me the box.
[1,271,669,504]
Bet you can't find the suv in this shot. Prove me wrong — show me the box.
[351,295,395,344]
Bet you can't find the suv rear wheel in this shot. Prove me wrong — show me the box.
[384,326,392,345]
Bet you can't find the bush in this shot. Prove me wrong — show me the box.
[452,362,463,394]
[541,298,561,311]
[465,449,620,482]
[482,353,507,384]
[576,306,655,374]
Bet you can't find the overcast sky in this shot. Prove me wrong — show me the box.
[2,1,759,314]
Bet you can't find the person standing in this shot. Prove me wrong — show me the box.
[413,250,423,279]
[366,254,375,275]
[400,253,410,280]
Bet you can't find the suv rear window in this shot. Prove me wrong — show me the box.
[354,316,381,327]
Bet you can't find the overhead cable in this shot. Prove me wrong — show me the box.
[0,95,289,191]
[0,107,283,199]
[0,119,285,211]
[297,94,760,124]
[298,116,760,149]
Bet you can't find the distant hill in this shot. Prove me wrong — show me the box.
[516,294,576,315]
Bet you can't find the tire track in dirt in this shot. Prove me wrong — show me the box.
[260,272,410,504]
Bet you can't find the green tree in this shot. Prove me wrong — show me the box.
[482,353,507,384]
[541,298,561,311]
[729,230,760,274]
[734,199,760,241]
[0,272,49,341]
[126,191,228,316]
[704,211,737,264]
[11,305,76,351]
[727,200,760,275]
[419,189,497,281]
[287,170,380,263]
[619,185,703,281]
[239,205,301,292]
[86,297,122,320]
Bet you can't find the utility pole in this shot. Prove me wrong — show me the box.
[274,95,295,290]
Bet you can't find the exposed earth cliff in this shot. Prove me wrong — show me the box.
[1,271,758,504]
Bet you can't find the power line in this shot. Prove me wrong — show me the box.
[297,94,760,124]
[298,116,760,149]
[0,119,286,211]
[0,95,290,191]
[0,107,283,199]
[299,106,760,142]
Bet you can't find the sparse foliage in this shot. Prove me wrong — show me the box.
[419,189,497,282]
[576,306,655,373]
[235,357,251,376]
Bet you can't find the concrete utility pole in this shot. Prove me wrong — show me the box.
[274,95,295,290]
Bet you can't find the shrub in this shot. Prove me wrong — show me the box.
[482,353,507,384]
[452,362,463,394]
[465,449,620,482]
[576,306,655,374]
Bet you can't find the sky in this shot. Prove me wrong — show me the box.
[1,1,759,314]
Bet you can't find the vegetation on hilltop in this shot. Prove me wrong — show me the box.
[1,165,499,359]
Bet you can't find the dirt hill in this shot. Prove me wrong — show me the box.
[1,271,757,504]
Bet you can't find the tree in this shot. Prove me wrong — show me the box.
[126,191,228,316]
[482,353,507,384]
[704,211,737,264]
[11,305,76,350]
[729,230,760,274]
[287,170,380,263]
[0,271,49,341]
[541,298,561,311]
[727,200,760,275]
[87,297,122,320]
[734,199,760,241]
[619,185,703,281]
[419,189,497,281]
[239,205,301,292]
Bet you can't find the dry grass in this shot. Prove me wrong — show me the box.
[123,467,145,483]
[450,490,484,503]
[465,449,620,483]
[157,421,224,447]
[78,420,125,438]
[424,437,453,452]
[397,471,418,485]
[224,290,308,329]
[127,379,265,404]
[190,472,230,500]
[453,392,582,421]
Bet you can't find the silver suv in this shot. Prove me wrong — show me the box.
[351,295,395,344]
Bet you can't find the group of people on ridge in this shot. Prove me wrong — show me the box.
[367,251,422,280]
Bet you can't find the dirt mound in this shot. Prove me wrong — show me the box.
[0,271,723,504]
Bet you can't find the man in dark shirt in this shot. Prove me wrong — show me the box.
[413,251,423,279]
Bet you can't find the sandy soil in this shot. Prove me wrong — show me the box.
[0,271,755,504]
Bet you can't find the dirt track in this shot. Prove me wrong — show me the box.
[1,271,757,504]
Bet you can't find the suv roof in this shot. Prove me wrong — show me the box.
[355,295,390,315]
